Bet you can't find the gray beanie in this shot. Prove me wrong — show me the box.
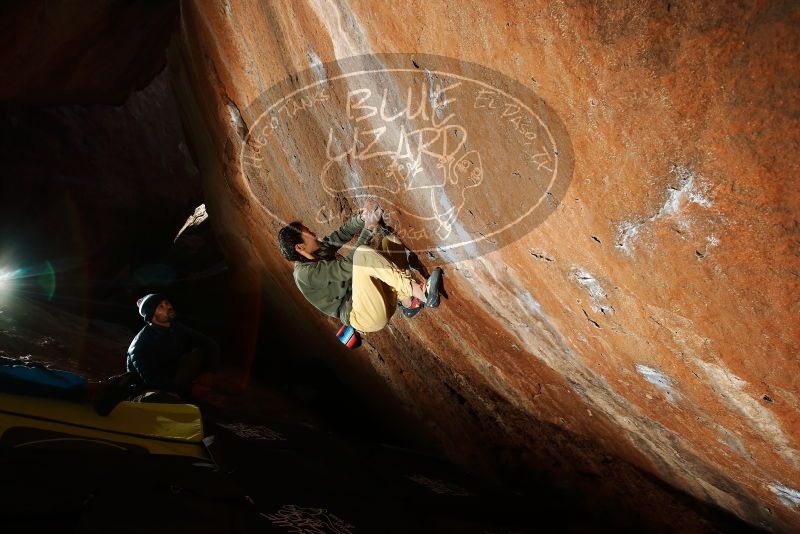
[137,293,166,323]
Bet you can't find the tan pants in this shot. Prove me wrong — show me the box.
[348,236,415,333]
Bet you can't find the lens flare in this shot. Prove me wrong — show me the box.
[0,261,57,300]
[35,261,56,301]
[0,268,20,303]
[0,268,20,291]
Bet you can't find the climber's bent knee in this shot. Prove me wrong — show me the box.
[349,312,389,333]
[353,244,380,264]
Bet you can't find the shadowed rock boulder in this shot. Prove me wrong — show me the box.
[168,1,799,531]
[0,0,178,105]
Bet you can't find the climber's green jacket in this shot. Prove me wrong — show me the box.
[293,214,374,325]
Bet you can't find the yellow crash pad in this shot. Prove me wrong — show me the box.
[0,393,207,458]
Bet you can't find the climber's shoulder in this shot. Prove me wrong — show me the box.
[293,259,321,283]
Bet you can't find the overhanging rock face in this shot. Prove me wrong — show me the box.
[169,1,799,529]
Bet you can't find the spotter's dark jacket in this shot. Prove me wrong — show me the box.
[126,321,219,389]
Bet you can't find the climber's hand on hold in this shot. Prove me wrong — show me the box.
[364,206,384,231]
[361,198,379,220]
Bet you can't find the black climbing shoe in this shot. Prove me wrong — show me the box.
[424,268,444,308]
[406,250,430,278]
[398,296,423,318]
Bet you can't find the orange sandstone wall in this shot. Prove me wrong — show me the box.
[169,1,799,529]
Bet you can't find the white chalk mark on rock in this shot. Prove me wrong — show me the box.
[616,164,713,256]
[616,221,640,256]
[227,99,247,139]
[424,69,455,121]
[571,268,614,314]
[769,483,800,508]
[695,359,799,468]
[307,49,328,84]
[635,364,681,403]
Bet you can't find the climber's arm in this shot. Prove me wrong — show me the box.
[318,214,365,255]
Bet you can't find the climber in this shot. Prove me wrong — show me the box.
[125,294,220,397]
[277,199,443,333]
